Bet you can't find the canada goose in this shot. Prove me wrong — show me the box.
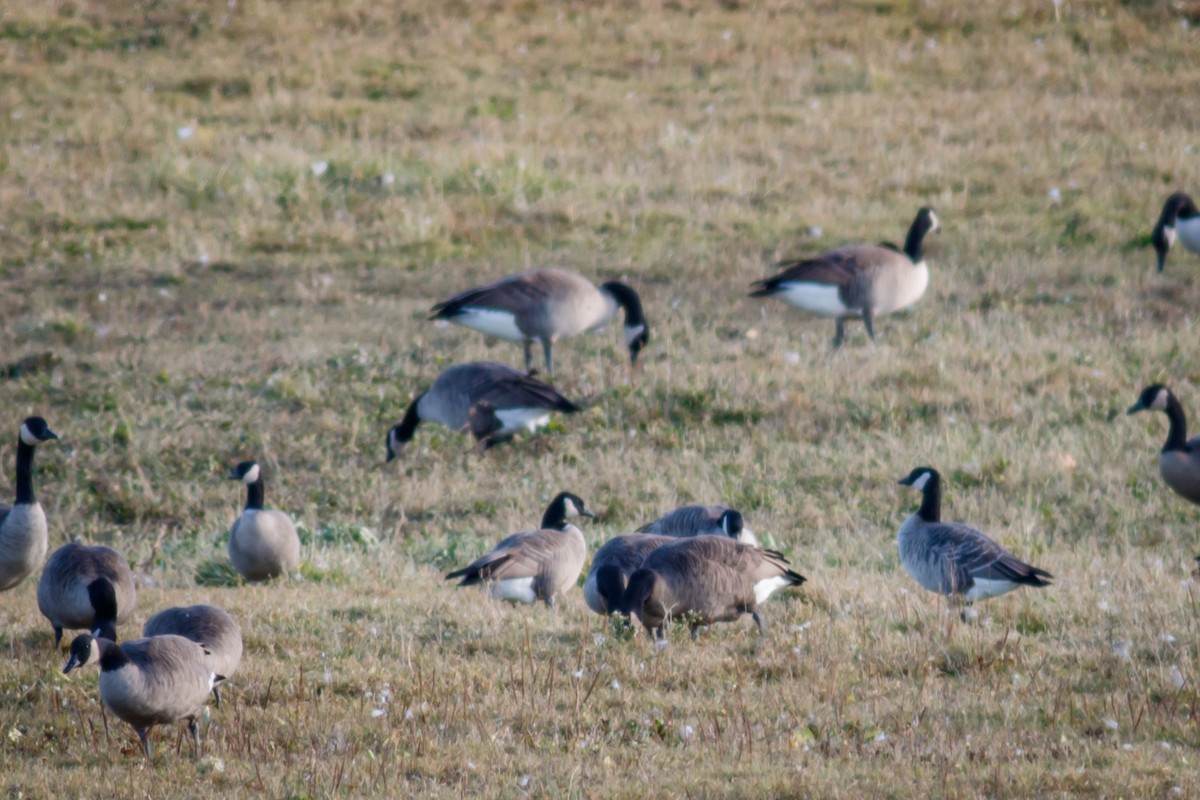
[1152,192,1200,272]
[619,535,805,639]
[143,604,242,708]
[63,632,217,759]
[897,467,1052,611]
[583,533,675,616]
[1127,385,1200,505]
[445,491,594,606]
[750,207,939,347]
[227,461,301,581]
[430,268,650,373]
[386,361,582,460]
[37,542,137,645]
[0,416,58,592]
[636,504,759,547]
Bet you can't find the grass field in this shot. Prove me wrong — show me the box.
[2,0,1200,795]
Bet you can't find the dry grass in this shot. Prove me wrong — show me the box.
[2,0,1200,795]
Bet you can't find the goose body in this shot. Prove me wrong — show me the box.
[386,361,582,459]
[143,604,242,707]
[227,461,301,581]
[445,492,594,606]
[583,533,674,615]
[0,417,58,591]
[430,268,649,373]
[1152,192,1200,272]
[37,542,136,645]
[63,633,216,759]
[750,207,938,347]
[896,467,1052,604]
[1127,385,1200,505]
[620,535,805,638]
[636,504,759,547]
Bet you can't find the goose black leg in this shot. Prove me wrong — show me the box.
[188,717,202,758]
[861,308,877,343]
[523,340,535,372]
[832,319,846,348]
[752,608,767,635]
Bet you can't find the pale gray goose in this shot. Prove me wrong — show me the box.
[445,491,594,606]
[227,460,301,581]
[750,207,939,347]
[143,604,242,708]
[636,504,759,547]
[1152,192,1200,272]
[583,533,674,616]
[1127,385,1200,505]
[63,632,217,759]
[0,416,58,591]
[37,542,137,645]
[430,268,649,373]
[896,467,1052,611]
[619,535,805,639]
[386,361,582,460]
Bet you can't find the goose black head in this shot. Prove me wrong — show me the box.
[227,460,261,483]
[19,416,58,446]
[1127,384,1171,415]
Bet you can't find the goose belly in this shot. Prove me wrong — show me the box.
[772,283,852,317]
[0,504,48,590]
[494,408,552,434]
[451,308,527,342]
[491,576,537,604]
[1177,216,1200,255]
[1160,451,1200,504]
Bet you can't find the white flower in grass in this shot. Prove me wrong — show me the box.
[654,639,669,652]
[681,725,695,740]
[1170,666,1185,690]
[311,161,329,177]
[611,680,621,691]
[176,125,195,140]
[1104,718,1119,731]
[371,709,385,718]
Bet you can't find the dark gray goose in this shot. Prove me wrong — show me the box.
[63,632,217,759]
[0,416,58,591]
[1152,192,1200,272]
[750,207,939,347]
[386,361,582,460]
[430,268,649,373]
[143,604,242,708]
[1127,385,1200,505]
[445,492,594,606]
[37,542,137,645]
[896,467,1052,610]
[619,535,805,639]
[583,533,675,616]
[636,504,759,547]
[227,461,301,581]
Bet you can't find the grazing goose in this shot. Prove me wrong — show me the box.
[445,491,594,606]
[1152,192,1200,272]
[750,207,939,347]
[636,504,759,547]
[430,268,650,373]
[63,632,217,759]
[227,461,301,581]
[386,361,582,460]
[37,542,137,645]
[896,467,1052,611]
[619,535,805,639]
[583,533,675,616]
[143,604,242,708]
[0,416,58,591]
[1126,385,1200,505]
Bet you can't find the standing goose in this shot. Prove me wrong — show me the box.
[0,416,58,591]
[386,361,582,460]
[37,542,137,645]
[63,632,217,760]
[1152,192,1200,272]
[750,207,939,347]
[583,533,674,616]
[619,535,805,639]
[896,467,1052,611]
[143,604,242,708]
[430,268,650,373]
[636,504,759,547]
[227,461,301,581]
[1126,385,1200,505]
[445,491,594,606]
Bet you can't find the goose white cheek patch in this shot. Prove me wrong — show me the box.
[910,472,931,491]
[243,464,260,484]
[624,324,646,347]
[19,424,38,446]
[1152,389,1169,411]
[563,498,579,517]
